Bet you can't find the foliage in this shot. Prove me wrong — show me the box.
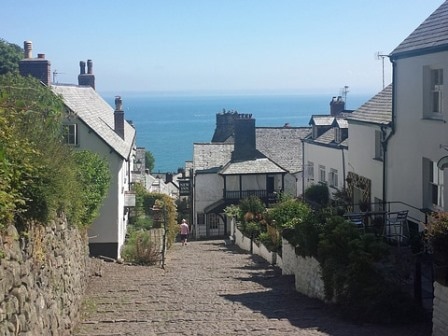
[0,73,72,228]
[0,73,110,231]
[138,190,177,247]
[239,195,265,221]
[129,183,154,230]
[0,39,22,75]
[268,198,312,230]
[145,150,155,173]
[236,196,266,239]
[121,229,160,265]
[427,211,448,259]
[224,204,241,219]
[73,150,111,227]
[304,183,330,207]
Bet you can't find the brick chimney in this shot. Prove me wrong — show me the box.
[211,109,239,143]
[114,96,125,140]
[330,96,345,116]
[231,114,256,161]
[78,59,95,89]
[19,41,51,86]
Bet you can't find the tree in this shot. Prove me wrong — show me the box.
[0,39,23,75]
[145,150,155,173]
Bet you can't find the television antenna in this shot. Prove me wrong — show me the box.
[52,70,65,84]
[376,52,389,89]
[340,85,349,104]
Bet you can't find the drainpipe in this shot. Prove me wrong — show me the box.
[342,146,346,189]
[301,139,305,196]
[382,58,397,210]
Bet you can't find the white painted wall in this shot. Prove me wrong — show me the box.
[388,51,448,222]
[303,141,346,198]
[348,122,384,203]
[69,119,130,258]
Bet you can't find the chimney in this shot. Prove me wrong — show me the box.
[114,96,125,139]
[330,96,345,116]
[24,41,32,59]
[211,109,239,143]
[19,41,51,85]
[78,59,95,89]
[231,114,256,161]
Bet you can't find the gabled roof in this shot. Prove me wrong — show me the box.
[308,115,334,126]
[332,118,348,129]
[52,85,135,159]
[256,127,311,174]
[391,1,448,59]
[193,143,234,171]
[220,157,286,175]
[347,84,392,125]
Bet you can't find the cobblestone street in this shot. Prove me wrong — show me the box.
[74,240,432,336]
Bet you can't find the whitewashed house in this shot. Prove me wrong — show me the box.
[385,2,448,334]
[192,111,310,239]
[19,44,137,259]
[387,1,448,224]
[52,84,136,259]
[302,97,351,202]
[346,85,392,211]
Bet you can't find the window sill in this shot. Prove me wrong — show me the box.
[372,157,384,162]
[422,116,446,123]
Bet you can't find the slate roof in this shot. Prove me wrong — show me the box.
[391,1,448,59]
[220,157,286,175]
[256,127,311,174]
[308,115,334,126]
[347,84,392,125]
[333,118,348,129]
[193,143,234,171]
[52,85,135,159]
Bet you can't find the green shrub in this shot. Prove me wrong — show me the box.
[121,229,160,265]
[304,183,329,207]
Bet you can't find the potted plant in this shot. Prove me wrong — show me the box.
[427,212,448,286]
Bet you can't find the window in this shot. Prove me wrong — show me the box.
[307,161,314,181]
[197,213,205,225]
[430,161,444,208]
[63,124,77,145]
[319,165,326,183]
[335,128,341,143]
[208,213,219,229]
[424,67,444,118]
[431,69,443,113]
[375,130,384,160]
[329,168,338,188]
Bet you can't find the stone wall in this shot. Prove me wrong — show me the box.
[234,227,282,266]
[281,238,325,300]
[433,282,448,336]
[0,215,89,335]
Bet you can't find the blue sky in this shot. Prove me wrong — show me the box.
[1,1,443,96]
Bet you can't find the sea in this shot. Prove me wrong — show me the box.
[103,93,371,173]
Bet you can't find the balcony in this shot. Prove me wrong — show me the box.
[224,189,278,204]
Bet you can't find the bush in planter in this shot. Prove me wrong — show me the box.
[427,212,448,285]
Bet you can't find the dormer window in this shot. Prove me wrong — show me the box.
[335,128,341,143]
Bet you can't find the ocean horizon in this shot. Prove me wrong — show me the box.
[103,93,372,173]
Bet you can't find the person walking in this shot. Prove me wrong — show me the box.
[179,219,189,246]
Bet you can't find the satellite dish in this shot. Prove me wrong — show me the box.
[437,156,448,169]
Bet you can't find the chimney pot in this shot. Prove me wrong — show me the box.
[115,96,123,111]
[87,59,93,74]
[79,61,86,74]
[37,53,45,59]
[24,41,32,59]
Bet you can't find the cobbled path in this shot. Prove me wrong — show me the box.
[74,240,432,336]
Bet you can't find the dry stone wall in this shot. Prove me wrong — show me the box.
[0,216,89,336]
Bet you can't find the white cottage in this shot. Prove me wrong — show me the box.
[192,111,310,239]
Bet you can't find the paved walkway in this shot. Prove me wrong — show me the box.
[74,240,432,336]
